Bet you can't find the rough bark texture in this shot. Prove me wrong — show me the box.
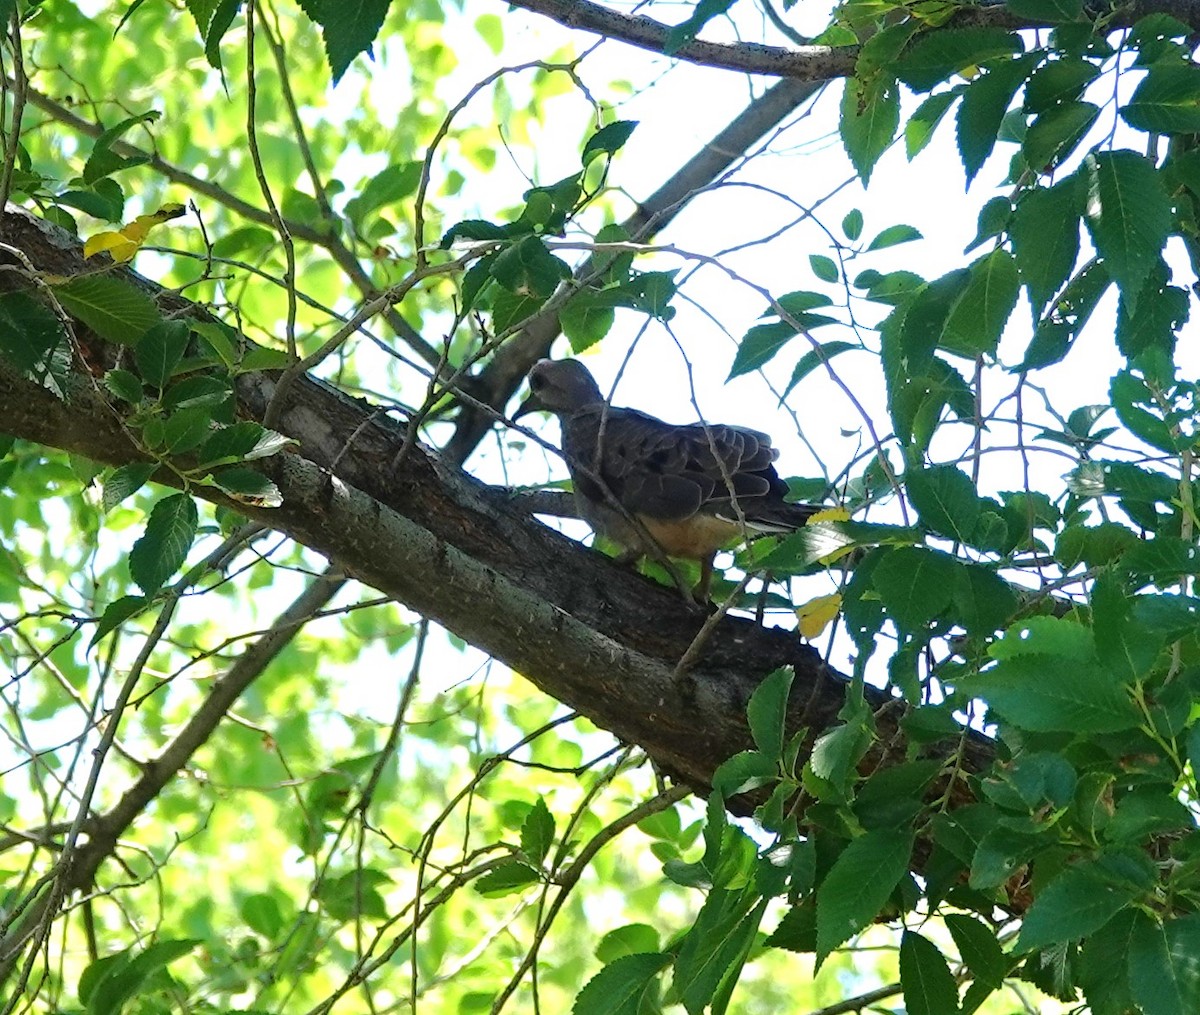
[0,209,994,815]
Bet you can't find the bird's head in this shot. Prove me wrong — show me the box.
[514,358,604,420]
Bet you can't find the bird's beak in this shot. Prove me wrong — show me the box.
[512,391,544,422]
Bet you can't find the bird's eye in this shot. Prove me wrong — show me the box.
[530,374,545,391]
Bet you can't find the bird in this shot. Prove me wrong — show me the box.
[514,357,820,600]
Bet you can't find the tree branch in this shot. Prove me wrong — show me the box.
[0,207,993,869]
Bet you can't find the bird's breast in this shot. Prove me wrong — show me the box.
[634,513,741,559]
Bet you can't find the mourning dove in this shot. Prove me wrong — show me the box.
[515,358,819,598]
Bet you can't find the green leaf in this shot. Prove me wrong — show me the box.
[781,340,859,399]
[712,750,778,797]
[946,914,1007,988]
[561,290,616,353]
[906,464,980,542]
[1006,0,1082,19]
[1116,267,1188,361]
[520,797,555,865]
[211,467,282,507]
[1123,65,1200,133]
[1085,151,1173,312]
[1011,174,1083,314]
[103,463,156,512]
[135,320,190,388]
[572,952,670,1015]
[596,924,660,964]
[315,0,390,82]
[746,667,793,763]
[872,546,958,632]
[941,248,1019,358]
[1017,259,1110,370]
[128,493,199,595]
[674,888,765,1014]
[240,892,286,938]
[662,0,734,53]
[1025,57,1100,113]
[582,120,637,164]
[968,654,1140,732]
[1110,369,1176,454]
[954,563,1017,634]
[956,55,1037,184]
[103,370,144,406]
[82,939,199,1015]
[895,28,1023,93]
[52,275,160,346]
[1128,913,1200,1015]
[990,615,1095,661]
[900,930,961,1015]
[841,74,900,184]
[906,89,960,158]
[867,223,922,250]
[841,209,863,240]
[474,860,540,897]
[199,422,293,468]
[1080,909,1140,1014]
[1016,859,1140,951]
[89,595,149,649]
[1024,99,1100,173]
[815,828,914,963]
[809,254,838,282]
[344,161,422,226]
[0,290,65,374]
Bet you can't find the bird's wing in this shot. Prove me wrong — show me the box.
[565,407,781,521]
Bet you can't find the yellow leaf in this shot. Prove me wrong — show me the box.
[85,204,186,261]
[796,592,842,639]
[83,231,139,262]
[809,506,850,524]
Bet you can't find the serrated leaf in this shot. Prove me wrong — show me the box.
[906,89,960,158]
[104,369,144,405]
[907,465,980,542]
[103,463,156,512]
[1123,65,1200,134]
[956,54,1037,184]
[52,275,160,346]
[0,290,65,376]
[1011,174,1083,314]
[781,340,859,399]
[946,914,1007,988]
[561,290,616,353]
[990,616,1095,661]
[809,254,838,282]
[135,320,190,388]
[872,546,958,632]
[520,797,555,865]
[900,930,961,1015]
[968,654,1139,732]
[1025,57,1100,113]
[842,209,863,240]
[867,223,922,251]
[572,952,670,1015]
[582,120,637,164]
[1086,151,1172,313]
[815,828,914,963]
[841,75,900,184]
[746,667,793,762]
[128,493,199,595]
[211,467,282,507]
[941,248,1018,358]
[89,594,148,648]
[895,28,1023,93]
[1128,913,1200,1015]
[1024,100,1099,173]
[1016,860,1139,951]
[475,860,540,897]
[315,0,389,82]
